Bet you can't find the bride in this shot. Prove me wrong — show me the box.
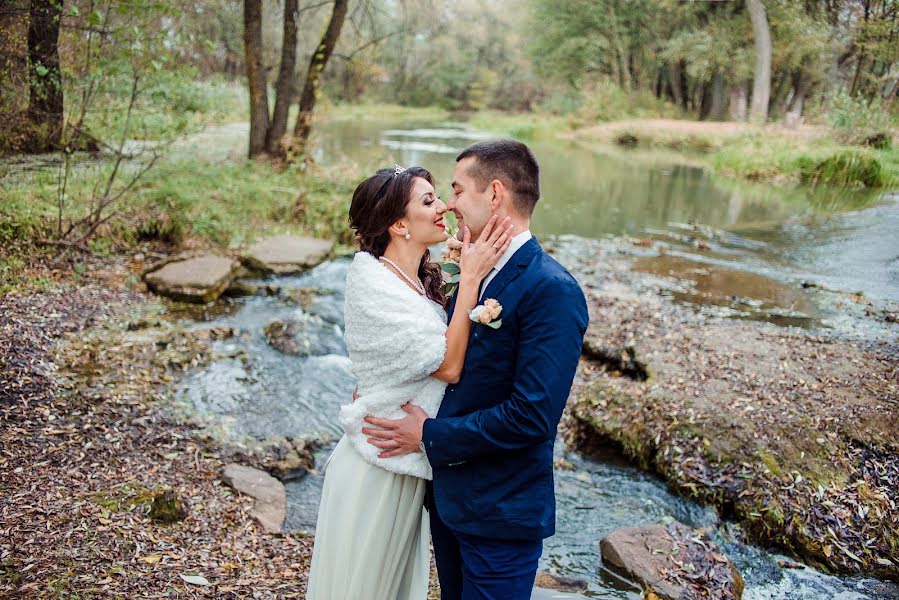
[306,165,513,599]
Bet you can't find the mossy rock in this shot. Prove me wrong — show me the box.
[149,489,187,524]
[861,132,891,150]
[616,131,639,146]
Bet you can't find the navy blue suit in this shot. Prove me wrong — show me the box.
[422,237,588,599]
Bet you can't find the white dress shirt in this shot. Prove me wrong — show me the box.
[479,229,532,299]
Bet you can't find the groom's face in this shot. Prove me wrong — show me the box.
[449,157,494,240]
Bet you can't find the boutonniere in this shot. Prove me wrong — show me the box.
[439,230,464,297]
[470,298,503,329]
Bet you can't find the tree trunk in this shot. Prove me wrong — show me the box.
[784,71,807,128]
[243,0,269,158]
[849,0,870,97]
[266,0,299,156]
[292,0,348,152]
[729,80,749,121]
[709,72,727,121]
[699,80,714,120]
[27,0,64,152]
[747,0,771,124]
[668,62,684,108]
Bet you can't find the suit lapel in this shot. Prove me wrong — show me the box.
[480,237,541,301]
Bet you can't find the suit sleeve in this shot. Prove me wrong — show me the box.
[421,277,588,467]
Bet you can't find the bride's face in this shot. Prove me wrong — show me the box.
[404,177,448,245]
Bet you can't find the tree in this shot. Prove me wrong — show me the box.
[241,0,348,160]
[747,0,771,124]
[293,0,348,152]
[26,0,64,152]
[266,0,299,155]
[243,0,269,157]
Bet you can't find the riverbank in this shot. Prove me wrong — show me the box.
[4,96,896,294]
[2,222,897,595]
[559,119,899,189]
[548,235,898,579]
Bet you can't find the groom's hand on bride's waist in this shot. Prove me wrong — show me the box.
[362,403,428,459]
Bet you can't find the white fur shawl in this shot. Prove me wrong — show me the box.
[338,252,447,479]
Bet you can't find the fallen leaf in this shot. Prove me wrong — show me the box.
[179,574,211,586]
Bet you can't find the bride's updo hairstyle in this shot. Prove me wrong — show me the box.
[349,166,446,306]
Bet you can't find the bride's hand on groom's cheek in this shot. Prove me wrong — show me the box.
[459,215,513,280]
[362,403,428,459]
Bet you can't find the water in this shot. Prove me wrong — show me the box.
[314,121,898,310]
[170,122,897,598]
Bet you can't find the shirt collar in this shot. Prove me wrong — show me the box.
[493,229,532,274]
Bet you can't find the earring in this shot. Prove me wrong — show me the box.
[404,232,411,240]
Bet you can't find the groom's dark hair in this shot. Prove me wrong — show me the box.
[456,140,540,216]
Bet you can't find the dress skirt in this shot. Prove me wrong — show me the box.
[306,435,430,600]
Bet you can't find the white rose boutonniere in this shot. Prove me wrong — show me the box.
[470,298,502,329]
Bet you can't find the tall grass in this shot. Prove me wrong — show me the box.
[798,151,888,188]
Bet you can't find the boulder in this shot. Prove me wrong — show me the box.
[224,279,259,297]
[144,255,240,303]
[221,463,286,533]
[600,523,744,600]
[530,588,589,600]
[534,571,588,593]
[149,489,187,524]
[263,316,347,357]
[266,436,320,481]
[242,235,333,275]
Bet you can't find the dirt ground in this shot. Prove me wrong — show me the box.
[568,118,829,144]
[0,278,317,598]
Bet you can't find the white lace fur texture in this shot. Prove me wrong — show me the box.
[338,252,448,479]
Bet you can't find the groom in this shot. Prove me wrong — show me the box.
[363,139,588,599]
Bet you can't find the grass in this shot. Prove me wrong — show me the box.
[321,101,449,124]
[0,148,362,294]
[710,134,897,188]
[1,157,359,247]
[467,110,576,140]
[571,121,898,188]
[3,77,896,293]
[81,76,249,143]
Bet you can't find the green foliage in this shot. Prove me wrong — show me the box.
[81,73,246,142]
[335,0,539,111]
[798,151,888,188]
[1,150,359,252]
[828,91,894,147]
[577,80,685,122]
[661,8,754,84]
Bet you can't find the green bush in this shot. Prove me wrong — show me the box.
[536,90,582,115]
[828,91,893,147]
[577,80,683,122]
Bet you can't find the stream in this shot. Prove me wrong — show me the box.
[169,121,898,598]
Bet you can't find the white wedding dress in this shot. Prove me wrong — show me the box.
[306,252,448,600]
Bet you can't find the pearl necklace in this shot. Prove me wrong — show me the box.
[379,256,426,296]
